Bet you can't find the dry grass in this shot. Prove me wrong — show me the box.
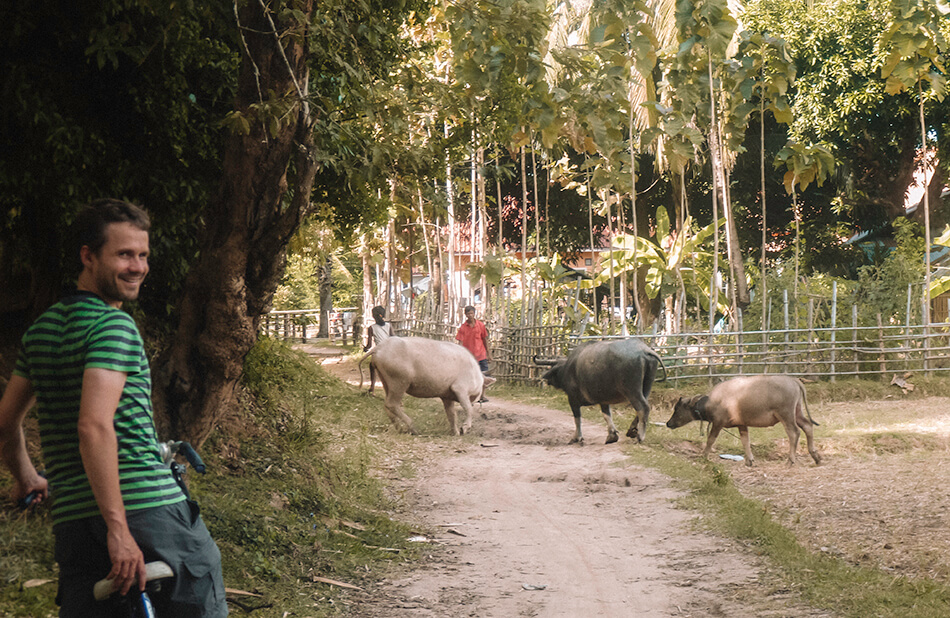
[707,392,950,585]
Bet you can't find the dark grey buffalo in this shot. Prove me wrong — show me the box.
[538,339,666,444]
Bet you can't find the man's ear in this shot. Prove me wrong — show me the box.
[79,245,95,268]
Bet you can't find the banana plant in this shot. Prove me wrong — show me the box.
[590,206,728,330]
[928,226,950,299]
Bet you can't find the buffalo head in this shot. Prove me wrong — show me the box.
[666,395,708,428]
[540,362,567,389]
[533,355,564,367]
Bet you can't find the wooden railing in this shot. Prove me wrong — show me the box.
[260,310,321,342]
[260,308,359,344]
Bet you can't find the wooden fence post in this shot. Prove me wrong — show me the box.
[736,307,744,374]
[830,281,837,382]
[852,304,858,376]
[807,298,815,376]
[922,289,930,375]
[877,313,885,379]
[783,289,790,374]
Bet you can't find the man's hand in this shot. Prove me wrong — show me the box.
[12,471,48,506]
[106,526,146,595]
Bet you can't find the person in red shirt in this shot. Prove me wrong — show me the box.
[455,305,491,403]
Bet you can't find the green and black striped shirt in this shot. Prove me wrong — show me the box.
[14,292,184,525]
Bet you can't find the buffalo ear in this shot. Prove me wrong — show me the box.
[691,395,709,417]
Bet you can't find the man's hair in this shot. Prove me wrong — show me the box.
[464,305,476,314]
[71,199,150,269]
[372,305,386,323]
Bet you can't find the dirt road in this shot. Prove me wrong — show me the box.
[313,351,830,617]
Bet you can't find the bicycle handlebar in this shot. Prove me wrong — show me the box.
[176,442,206,474]
[158,441,206,474]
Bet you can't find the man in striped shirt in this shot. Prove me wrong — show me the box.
[0,199,227,616]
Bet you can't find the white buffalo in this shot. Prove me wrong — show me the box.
[361,337,494,435]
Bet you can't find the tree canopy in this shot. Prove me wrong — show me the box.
[2,0,949,440]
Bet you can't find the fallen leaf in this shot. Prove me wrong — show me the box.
[23,579,54,589]
[225,587,263,597]
[311,576,363,591]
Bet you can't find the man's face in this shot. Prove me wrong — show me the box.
[465,310,476,323]
[82,222,150,307]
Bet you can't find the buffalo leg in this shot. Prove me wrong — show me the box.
[624,392,651,443]
[702,424,723,459]
[629,359,657,441]
[441,399,460,435]
[451,390,476,435]
[780,418,801,465]
[383,390,417,435]
[600,404,619,444]
[568,401,584,444]
[738,426,754,467]
[796,406,822,464]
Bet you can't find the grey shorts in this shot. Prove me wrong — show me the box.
[54,500,228,617]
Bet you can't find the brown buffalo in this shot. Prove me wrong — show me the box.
[360,337,494,435]
[667,375,821,466]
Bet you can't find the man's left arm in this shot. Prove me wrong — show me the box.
[481,323,492,360]
[0,375,48,503]
[78,368,146,595]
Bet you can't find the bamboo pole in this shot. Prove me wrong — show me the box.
[878,313,885,379]
[852,304,859,376]
[830,281,837,382]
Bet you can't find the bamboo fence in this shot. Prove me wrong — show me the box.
[262,292,950,386]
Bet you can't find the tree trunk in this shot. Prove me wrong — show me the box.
[362,242,374,324]
[920,88,931,325]
[707,54,749,317]
[318,256,332,338]
[153,1,317,445]
[477,145,489,314]
[760,95,768,331]
[494,141,503,250]
[531,145,540,258]
[417,187,433,310]
[445,123,457,320]
[520,142,528,311]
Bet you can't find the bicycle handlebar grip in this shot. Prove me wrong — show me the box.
[178,442,206,474]
[17,491,40,509]
[16,471,46,509]
[93,561,174,600]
